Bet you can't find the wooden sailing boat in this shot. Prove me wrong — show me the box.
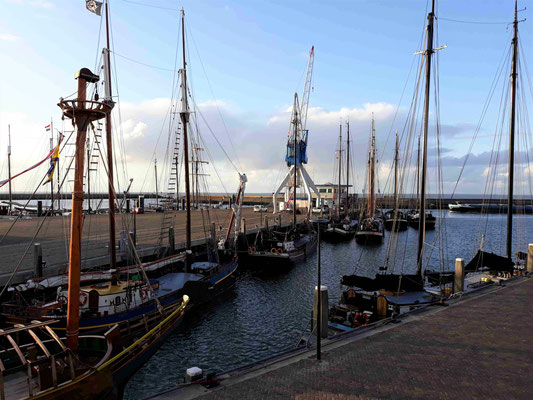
[330,1,444,328]
[355,117,384,245]
[323,122,357,243]
[240,47,319,270]
[1,60,189,398]
[462,0,523,276]
[384,131,408,231]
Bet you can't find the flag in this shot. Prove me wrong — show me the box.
[43,135,64,185]
[45,124,51,131]
[86,0,103,16]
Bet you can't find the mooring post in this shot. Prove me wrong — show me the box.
[313,286,328,340]
[241,218,246,236]
[453,258,465,294]
[34,243,43,278]
[169,226,175,255]
[527,243,533,273]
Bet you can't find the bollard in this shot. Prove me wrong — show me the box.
[313,285,328,338]
[37,201,43,217]
[169,227,175,255]
[34,243,43,278]
[527,243,533,273]
[184,367,203,383]
[453,258,465,294]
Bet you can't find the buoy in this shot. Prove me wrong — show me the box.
[277,248,283,254]
[270,248,277,255]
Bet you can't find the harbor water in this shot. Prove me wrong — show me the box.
[124,211,533,399]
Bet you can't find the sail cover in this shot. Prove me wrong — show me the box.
[341,273,424,292]
[465,250,514,273]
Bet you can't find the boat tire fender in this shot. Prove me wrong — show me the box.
[79,292,88,306]
[140,288,148,300]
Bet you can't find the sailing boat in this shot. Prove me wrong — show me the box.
[239,47,319,270]
[330,1,444,328]
[355,117,384,245]
[461,1,524,276]
[323,121,357,242]
[1,60,189,399]
[1,7,242,336]
[384,131,408,231]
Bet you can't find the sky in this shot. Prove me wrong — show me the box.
[0,0,532,199]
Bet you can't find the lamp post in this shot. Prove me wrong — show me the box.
[310,217,328,360]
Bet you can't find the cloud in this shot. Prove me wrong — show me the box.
[0,34,20,41]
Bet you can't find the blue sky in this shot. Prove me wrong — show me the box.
[0,0,531,197]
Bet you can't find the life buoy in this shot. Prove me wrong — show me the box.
[79,292,88,306]
[248,247,252,253]
[251,246,256,252]
[352,312,369,327]
[277,248,283,255]
[270,248,277,255]
[140,288,148,300]
[347,289,356,298]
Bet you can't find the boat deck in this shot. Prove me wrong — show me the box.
[151,276,533,399]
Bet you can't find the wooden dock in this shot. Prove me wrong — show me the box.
[0,208,304,285]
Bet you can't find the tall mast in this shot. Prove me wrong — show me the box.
[50,119,54,214]
[7,125,12,215]
[104,0,117,272]
[86,137,91,212]
[345,121,350,213]
[59,67,107,351]
[154,158,159,208]
[292,93,298,228]
[180,8,192,271]
[368,117,376,218]
[416,135,420,207]
[337,123,342,217]
[417,0,435,275]
[394,130,399,212]
[507,0,519,259]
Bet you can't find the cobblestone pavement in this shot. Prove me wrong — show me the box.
[196,278,532,400]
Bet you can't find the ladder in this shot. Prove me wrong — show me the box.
[157,124,181,249]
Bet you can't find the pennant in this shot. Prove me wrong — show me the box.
[43,135,63,185]
[86,0,103,16]
[45,124,51,131]
[0,135,65,189]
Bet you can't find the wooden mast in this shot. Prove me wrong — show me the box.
[179,8,192,272]
[154,158,159,209]
[337,123,342,218]
[417,0,435,275]
[345,121,350,213]
[506,0,518,259]
[394,130,399,213]
[7,125,12,215]
[60,68,108,351]
[50,119,54,214]
[292,93,298,228]
[368,117,376,218]
[104,0,117,273]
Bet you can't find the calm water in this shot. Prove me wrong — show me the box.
[124,211,533,399]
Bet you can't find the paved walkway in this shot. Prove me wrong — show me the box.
[158,277,533,400]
